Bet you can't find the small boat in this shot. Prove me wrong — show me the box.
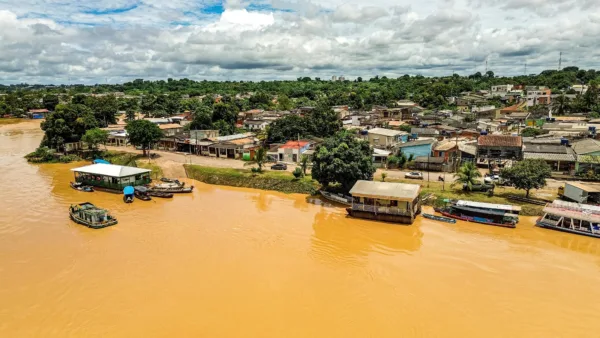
[70,182,94,192]
[537,200,600,238]
[134,186,152,201]
[423,213,456,224]
[319,190,352,206]
[149,183,194,193]
[69,202,117,229]
[147,190,174,198]
[123,186,135,203]
[160,177,184,186]
[434,203,518,228]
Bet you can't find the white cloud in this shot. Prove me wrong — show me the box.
[0,0,598,84]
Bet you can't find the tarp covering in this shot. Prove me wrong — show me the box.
[93,159,110,164]
[123,186,135,195]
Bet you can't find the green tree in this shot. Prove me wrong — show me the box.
[452,162,482,191]
[43,94,59,111]
[126,109,136,122]
[188,105,213,130]
[308,101,342,138]
[501,159,552,198]
[521,128,544,137]
[268,115,311,143]
[81,127,109,151]
[125,120,163,156]
[552,94,570,115]
[381,172,387,182]
[311,131,376,193]
[85,95,118,125]
[300,154,310,176]
[246,147,267,172]
[40,103,98,151]
[277,94,293,111]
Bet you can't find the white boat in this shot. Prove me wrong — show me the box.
[320,190,352,206]
[537,200,600,238]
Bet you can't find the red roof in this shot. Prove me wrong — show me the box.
[478,135,522,147]
[280,140,310,149]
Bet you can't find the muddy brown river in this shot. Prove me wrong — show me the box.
[1,121,600,337]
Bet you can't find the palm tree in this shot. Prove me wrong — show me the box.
[251,147,267,172]
[381,173,387,182]
[452,162,482,191]
[552,94,570,115]
[300,155,310,176]
[256,126,270,147]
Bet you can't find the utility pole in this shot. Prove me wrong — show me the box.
[485,59,488,74]
[524,61,527,76]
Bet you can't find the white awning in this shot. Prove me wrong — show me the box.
[71,163,151,178]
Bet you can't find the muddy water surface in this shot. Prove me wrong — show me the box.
[1,121,600,337]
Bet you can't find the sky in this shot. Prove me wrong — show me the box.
[0,0,599,84]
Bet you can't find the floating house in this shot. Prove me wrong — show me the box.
[537,200,600,238]
[71,164,152,192]
[346,180,421,224]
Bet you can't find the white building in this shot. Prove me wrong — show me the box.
[243,119,271,131]
[570,85,589,94]
[491,85,514,96]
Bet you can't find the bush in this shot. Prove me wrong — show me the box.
[25,147,56,163]
[58,154,81,163]
[293,167,303,178]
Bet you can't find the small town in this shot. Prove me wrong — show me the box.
[2,0,600,333]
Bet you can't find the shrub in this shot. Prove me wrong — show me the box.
[58,154,81,163]
[293,167,303,178]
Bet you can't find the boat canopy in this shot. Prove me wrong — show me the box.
[71,163,151,178]
[452,205,507,217]
[123,186,135,195]
[134,186,148,192]
[456,200,522,213]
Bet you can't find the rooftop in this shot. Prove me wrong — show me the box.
[280,140,310,149]
[456,200,522,212]
[572,138,600,155]
[566,182,600,193]
[368,128,405,137]
[523,152,576,162]
[349,180,421,202]
[478,135,522,147]
[71,164,151,178]
[158,123,183,130]
[396,139,436,148]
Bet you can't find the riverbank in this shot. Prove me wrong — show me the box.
[184,164,319,194]
[0,118,28,125]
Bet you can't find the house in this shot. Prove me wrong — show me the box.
[347,180,422,225]
[395,139,436,159]
[477,121,503,133]
[376,107,413,120]
[491,85,514,96]
[27,108,50,119]
[332,105,350,119]
[527,88,552,107]
[570,85,588,94]
[411,127,440,138]
[243,119,271,131]
[433,139,461,163]
[189,130,219,140]
[367,128,407,148]
[276,140,312,163]
[523,138,576,172]
[372,148,391,168]
[477,135,523,160]
[500,103,527,115]
[458,142,477,163]
[71,163,152,190]
[144,118,172,125]
[412,156,445,172]
[106,130,128,147]
[572,138,600,156]
[158,123,184,137]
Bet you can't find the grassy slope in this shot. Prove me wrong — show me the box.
[184,165,319,194]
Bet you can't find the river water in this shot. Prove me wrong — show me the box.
[1,121,600,337]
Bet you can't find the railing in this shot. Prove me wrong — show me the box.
[77,178,151,190]
[352,204,411,216]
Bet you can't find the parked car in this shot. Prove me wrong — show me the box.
[484,174,510,186]
[405,172,423,180]
[271,163,288,170]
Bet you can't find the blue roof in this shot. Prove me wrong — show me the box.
[123,186,135,195]
[93,159,110,164]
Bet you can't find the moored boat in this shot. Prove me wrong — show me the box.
[319,190,352,206]
[423,213,456,223]
[69,202,117,229]
[70,182,94,192]
[123,186,134,203]
[434,200,520,228]
[149,183,194,193]
[134,186,152,201]
[537,200,600,238]
[147,190,174,198]
[160,177,184,186]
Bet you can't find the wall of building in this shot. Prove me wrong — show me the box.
[399,143,432,159]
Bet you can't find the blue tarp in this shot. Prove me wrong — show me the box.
[123,186,134,195]
[93,159,110,164]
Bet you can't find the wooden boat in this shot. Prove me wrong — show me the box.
[160,178,184,186]
[319,190,352,206]
[149,183,194,193]
[70,182,94,192]
[434,200,520,228]
[147,190,174,198]
[537,200,600,238]
[123,186,135,203]
[134,186,152,201]
[423,213,456,223]
[69,202,117,229]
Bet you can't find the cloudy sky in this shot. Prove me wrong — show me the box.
[0,0,599,84]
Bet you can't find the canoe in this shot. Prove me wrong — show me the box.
[160,178,184,186]
[70,182,94,192]
[134,191,152,201]
[423,213,456,224]
[149,184,194,193]
[147,191,174,198]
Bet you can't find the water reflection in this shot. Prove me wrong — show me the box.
[310,209,423,266]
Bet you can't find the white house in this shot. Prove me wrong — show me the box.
[244,119,271,131]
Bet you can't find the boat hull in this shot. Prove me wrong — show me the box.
[346,208,413,225]
[69,213,117,229]
[147,191,174,198]
[423,213,456,224]
[436,210,516,228]
[319,191,351,206]
[149,186,193,193]
[536,221,600,239]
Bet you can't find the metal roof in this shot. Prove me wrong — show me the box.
[572,139,600,155]
[396,139,436,148]
[565,182,600,193]
[71,164,151,177]
[349,180,421,201]
[523,152,576,162]
[368,128,405,137]
[456,200,522,212]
